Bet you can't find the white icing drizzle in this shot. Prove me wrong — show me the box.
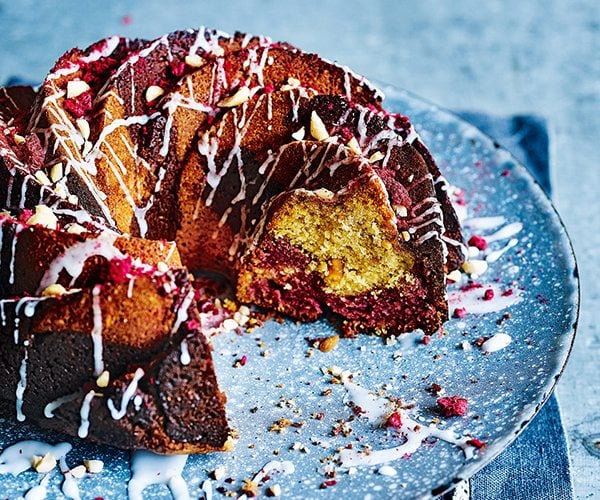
[337,376,475,468]
[0,440,80,499]
[24,475,50,500]
[127,277,136,298]
[15,349,28,421]
[88,114,161,236]
[8,224,22,285]
[448,283,522,315]
[59,456,81,500]
[0,223,3,278]
[483,222,523,242]
[342,68,352,101]
[442,235,469,259]
[31,94,118,228]
[341,375,391,426]
[12,297,42,344]
[408,204,445,232]
[201,479,213,500]
[188,26,229,57]
[180,339,191,365]
[107,368,145,419]
[128,451,189,500]
[46,65,79,80]
[171,290,196,334]
[339,421,474,467]
[481,333,512,353]
[252,460,296,484]
[80,36,121,63]
[355,106,370,146]
[319,55,384,101]
[44,392,80,418]
[160,92,214,157]
[414,229,441,246]
[463,216,506,230]
[0,440,72,475]
[37,232,121,293]
[200,97,260,208]
[90,285,104,376]
[78,390,97,438]
[486,238,518,263]
[378,465,397,477]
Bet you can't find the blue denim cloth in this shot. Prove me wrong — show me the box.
[444,112,574,500]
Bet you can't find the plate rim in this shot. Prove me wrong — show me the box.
[379,82,581,498]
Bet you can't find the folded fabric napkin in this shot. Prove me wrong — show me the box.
[441,112,573,500]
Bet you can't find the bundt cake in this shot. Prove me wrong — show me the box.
[1,97,229,453]
[0,27,464,453]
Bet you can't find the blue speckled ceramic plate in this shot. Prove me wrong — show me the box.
[0,87,579,499]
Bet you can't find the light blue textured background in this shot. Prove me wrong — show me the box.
[0,1,598,497]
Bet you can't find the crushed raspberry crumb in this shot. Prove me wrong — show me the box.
[502,289,514,297]
[467,438,487,449]
[108,257,134,283]
[437,395,468,417]
[422,335,431,345]
[81,57,119,87]
[468,235,488,250]
[239,355,247,366]
[501,170,510,177]
[169,61,186,78]
[483,289,494,301]
[453,307,467,319]
[264,84,275,94]
[336,126,355,142]
[393,113,411,130]
[186,319,201,330]
[461,282,483,291]
[385,412,403,428]
[320,480,337,489]
[18,209,34,223]
[64,91,93,118]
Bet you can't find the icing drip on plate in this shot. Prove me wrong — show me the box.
[128,450,189,500]
[252,459,295,484]
[481,333,512,353]
[0,440,72,475]
[0,440,81,499]
[449,283,522,315]
[336,375,476,468]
